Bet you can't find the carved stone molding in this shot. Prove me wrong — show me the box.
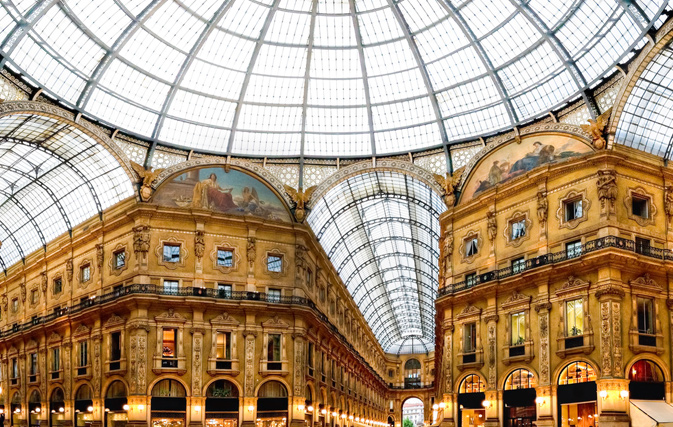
[624,186,657,227]
[108,243,129,277]
[264,248,287,278]
[556,189,590,230]
[595,285,625,300]
[459,229,482,264]
[155,236,188,270]
[535,302,552,313]
[210,312,240,327]
[132,225,151,258]
[501,290,531,311]
[556,276,591,297]
[596,169,618,216]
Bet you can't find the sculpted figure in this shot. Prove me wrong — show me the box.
[597,169,617,211]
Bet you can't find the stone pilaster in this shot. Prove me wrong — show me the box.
[535,302,552,385]
[484,314,499,426]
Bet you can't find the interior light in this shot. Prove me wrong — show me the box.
[321,409,327,415]
[298,404,305,412]
[195,405,201,412]
[481,400,491,408]
[432,404,439,410]
[307,406,314,412]
[122,404,130,411]
[438,402,445,409]
[248,405,254,412]
[620,390,629,399]
[599,390,608,400]
[59,407,64,413]
[87,406,94,412]
[138,404,145,411]
[35,407,40,413]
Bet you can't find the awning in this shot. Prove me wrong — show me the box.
[631,400,673,427]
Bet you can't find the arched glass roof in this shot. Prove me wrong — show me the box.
[615,40,673,158]
[0,113,134,269]
[307,171,445,354]
[0,0,666,158]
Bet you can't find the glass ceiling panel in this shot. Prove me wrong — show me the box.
[615,41,673,159]
[0,114,134,270]
[307,170,444,354]
[0,0,666,157]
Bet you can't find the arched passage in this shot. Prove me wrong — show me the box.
[151,379,187,426]
[502,368,537,426]
[104,380,129,426]
[402,397,424,427]
[49,388,65,426]
[457,374,485,427]
[74,384,94,426]
[206,379,240,427]
[257,380,288,427]
[404,359,422,389]
[629,359,666,400]
[557,361,598,427]
[28,390,41,427]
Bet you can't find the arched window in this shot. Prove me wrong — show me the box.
[50,388,64,404]
[206,380,239,398]
[106,381,127,399]
[152,379,186,397]
[504,369,537,390]
[49,387,65,425]
[404,359,421,378]
[258,381,288,398]
[629,360,664,382]
[75,384,93,401]
[459,374,485,393]
[558,361,597,385]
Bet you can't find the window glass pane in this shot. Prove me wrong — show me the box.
[80,341,88,367]
[511,311,526,345]
[511,219,526,239]
[512,257,525,274]
[81,266,90,282]
[566,299,583,336]
[52,348,60,371]
[464,323,476,352]
[268,288,281,302]
[163,244,181,262]
[268,334,281,361]
[217,249,234,267]
[637,298,654,334]
[164,280,179,294]
[115,251,125,269]
[110,332,121,361]
[267,255,283,272]
[162,329,177,358]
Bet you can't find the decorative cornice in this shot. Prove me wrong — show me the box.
[535,302,552,313]
[595,285,625,299]
[484,314,499,323]
[629,273,662,291]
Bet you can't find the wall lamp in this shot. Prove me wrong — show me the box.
[620,390,629,400]
[599,390,608,401]
[438,402,446,409]
[535,397,545,407]
[481,400,491,409]
[248,405,255,413]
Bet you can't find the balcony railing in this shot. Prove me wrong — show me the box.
[439,235,673,297]
[0,283,386,386]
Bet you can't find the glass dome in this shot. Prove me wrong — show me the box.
[0,0,666,158]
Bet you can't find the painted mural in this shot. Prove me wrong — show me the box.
[152,166,291,222]
[463,135,593,199]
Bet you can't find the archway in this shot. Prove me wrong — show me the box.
[404,360,422,389]
[50,388,66,426]
[457,374,485,427]
[151,379,187,427]
[402,398,423,427]
[11,392,21,426]
[557,361,597,427]
[104,380,128,426]
[503,369,537,426]
[28,390,41,427]
[256,381,288,427]
[629,359,666,400]
[205,379,239,427]
[74,384,94,426]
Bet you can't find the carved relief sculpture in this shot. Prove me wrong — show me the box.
[194,230,205,260]
[96,243,104,270]
[665,186,673,222]
[580,107,612,150]
[130,161,165,202]
[487,208,497,243]
[40,271,47,294]
[597,169,617,215]
[284,185,317,223]
[433,172,460,207]
[247,237,256,273]
[192,332,203,396]
[133,225,151,258]
[244,333,255,396]
[66,258,73,283]
[19,282,25,302]
[537,191,548,227]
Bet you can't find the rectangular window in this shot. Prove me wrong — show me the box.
[635,237,651,255]
[216,332,231,359]
[114,251,126,269]
[632,197,649,218]
[81,265,91,282]
[218,283,232,298]
[11,298,18,313]
[512,257,525,274]
[510,312,526,346]
[163,244,181,263]
[465,273,477,287]
[306,269,313,287]
[268,333,281,361]
[162,328,177,358]
[79,341,88,367]
[30,289,38,305]
[511,219,526,240]
[268,288,281,303]
[29,353,37,375]
[267,255,283,272]
[465,238,478,257]
[463,323,476,353]
[566,240,582,259]
[308,342,314,367]
[565,199,583,221]
[217,249,234,267]
[163,280,179,295]
[53,278,62,294]
[637,297,654,334]
[566,299,584,336]
[11,358,18,378]
[52,348,60,371]
[110,332,121,361]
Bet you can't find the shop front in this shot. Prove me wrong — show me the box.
[557,362,597,427]
[457,375,485,427]
[104,380,129,426]
[503,369,536,427]
[205,380,239,427]
[256,381,288,427]
[151,379,187,427]
[50,388,66,426]
[74,384,95,427]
